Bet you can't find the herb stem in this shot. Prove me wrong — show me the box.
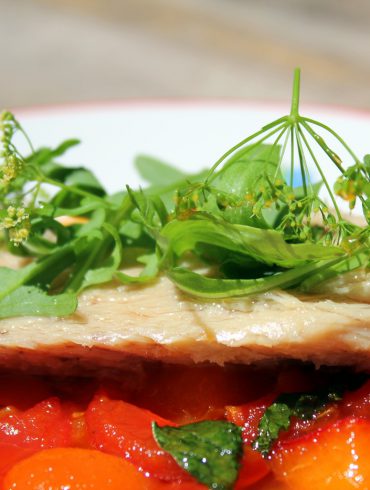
[0,244,73,302]
[301,121,344,172]
[274,126,291,181]
[299,126,343,221]
[303,117,361,165]
[40,176,110,207]
[66,196,133,292]
[290,68,301,120]
[294,124,309,196]
[18,126,35,154]
[289,126,295,187]
[205,118,288,182]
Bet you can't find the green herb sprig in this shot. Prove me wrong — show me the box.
[252,389,342,457]
[0,69,368,318]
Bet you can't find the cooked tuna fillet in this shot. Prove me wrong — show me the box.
[0,252,369,372]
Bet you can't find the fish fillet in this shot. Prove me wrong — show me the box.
[0,252,369,372]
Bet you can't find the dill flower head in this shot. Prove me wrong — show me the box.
[0,205,30,246]
[0,111,23,188]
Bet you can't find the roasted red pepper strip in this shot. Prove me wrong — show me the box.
[86,395,192,481]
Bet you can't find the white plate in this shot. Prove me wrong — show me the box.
[14,101,370,214]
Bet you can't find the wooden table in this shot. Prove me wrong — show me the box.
[0,0,370,110]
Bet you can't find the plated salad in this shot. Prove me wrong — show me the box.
[0,69,369,489]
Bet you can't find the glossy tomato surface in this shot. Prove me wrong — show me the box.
[0,365,368,490]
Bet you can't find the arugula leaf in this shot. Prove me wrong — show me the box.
[300,247,369,292]
[212,144,282,198]
[253,390,342,457]
[78,223,122,292]
[152,420,243,490]
[116,252,159,284]
[168,255,345,298]
[0,285,77,318]
[161,216,343,269]
[135,154,186,186]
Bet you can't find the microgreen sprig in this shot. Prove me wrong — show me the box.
[0,70,368,318]
[202,68,369,244]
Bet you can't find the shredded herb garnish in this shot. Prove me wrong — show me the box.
[0,68,368,317]
[252,389,342,457]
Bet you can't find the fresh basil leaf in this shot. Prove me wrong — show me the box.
[153,420,243,490]
[253,390,342,457]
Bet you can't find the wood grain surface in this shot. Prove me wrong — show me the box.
[0,0,370,109]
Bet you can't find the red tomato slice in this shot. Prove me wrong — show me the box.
[270,417,370,490]
[226,395,275,445]
[234,446,270,489]
[0,397,71,449]
[226,397,273,487]
[147,479,206,490]
[0,397,71,486]
[86,395,191,481]
[2,448,150,490]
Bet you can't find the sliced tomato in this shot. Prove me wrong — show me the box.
[226,396,273,487]
[0,397,71,449]
[85,395,191,481]
[2,448,150,490]
[234,446,270,489]
[270,417,370,489]
[147,479,206,490]
[226,394,275,444]
[0,397,71,485]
